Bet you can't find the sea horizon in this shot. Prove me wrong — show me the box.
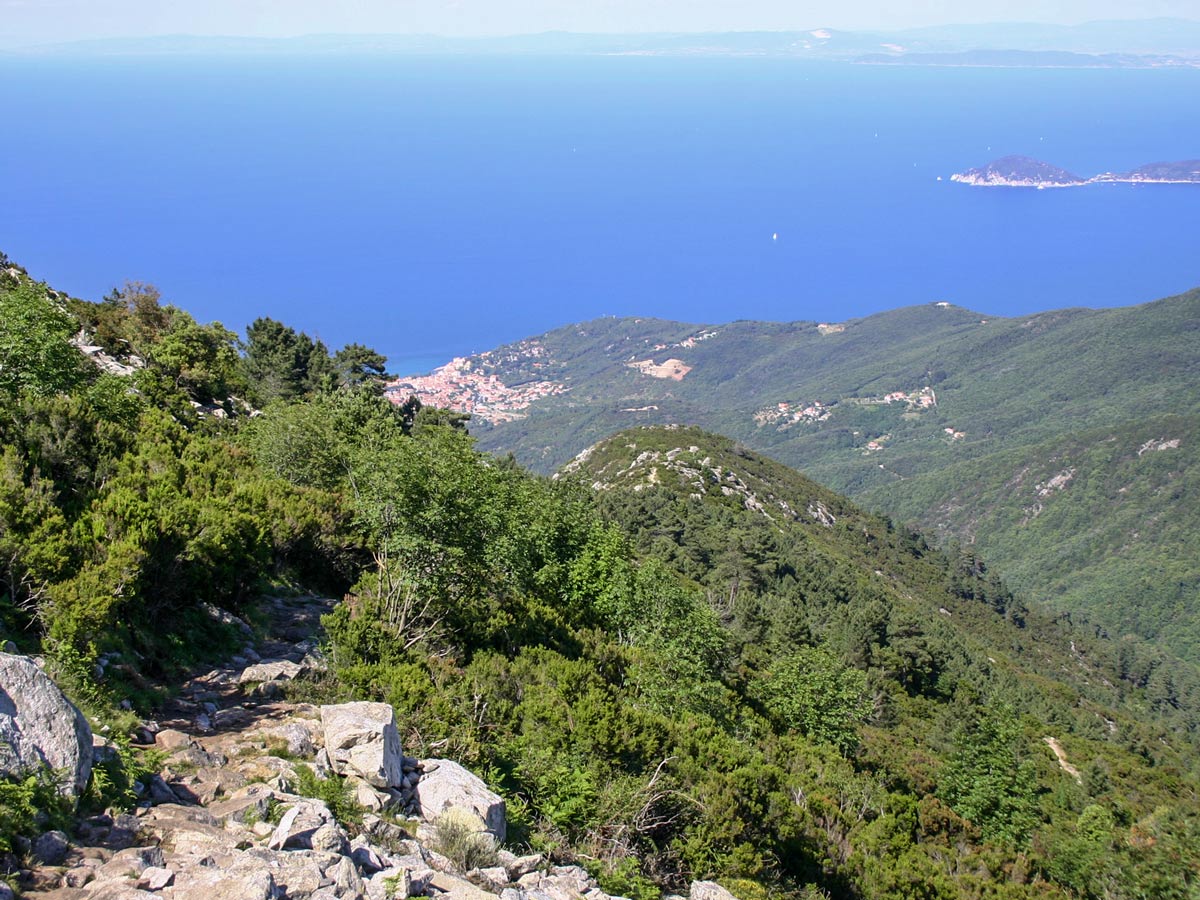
[2,53,1197,371]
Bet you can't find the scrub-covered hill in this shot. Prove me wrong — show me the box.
[404,289,1200,660]
[3,253,1199,900]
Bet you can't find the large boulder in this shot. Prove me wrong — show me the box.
[418,759,506,842]
[31,829,70,865]
[0,652,93,798]
[238,660,304,684]
[321,702,404,788]
[171,868,278,900]
[268,799,345,852]
[690,882,741,900]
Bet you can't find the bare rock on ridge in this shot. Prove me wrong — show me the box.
[0,651,93,798]
[321,701,405,788]
[418,758,506,842]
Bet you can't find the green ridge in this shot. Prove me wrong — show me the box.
[464,291,1200,660]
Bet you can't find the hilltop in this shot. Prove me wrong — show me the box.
[553,425,1200,891]
[391,290,1200,662]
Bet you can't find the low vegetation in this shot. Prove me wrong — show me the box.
[292,765,363,830]
[431,808,499,871]
[1,255,1199,898]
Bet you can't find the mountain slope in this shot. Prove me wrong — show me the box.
[6,250,1200,899]
[395,289,1200,660]
[554,428,1200,884]
[561,424,1200,718]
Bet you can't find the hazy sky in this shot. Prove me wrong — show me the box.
[2,0,1198,45]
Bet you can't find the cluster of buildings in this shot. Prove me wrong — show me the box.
[864,386,938,409]
[386,356,566,424]
[646,328,720,353]
[755,386,950,457]
[753,399,833,428]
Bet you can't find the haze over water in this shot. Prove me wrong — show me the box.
[2,54,1197,374]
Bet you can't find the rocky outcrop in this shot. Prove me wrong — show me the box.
[417,760,506,843]
[0,651,94,798]
[21,789,629,900]
[321,702,405,789]
[11,595,627,900]
[70,331,143,378]
[238,660,305,684]
[690,882,741,900]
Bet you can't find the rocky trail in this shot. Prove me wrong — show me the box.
[3,594,734,900]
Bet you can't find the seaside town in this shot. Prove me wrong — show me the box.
[386,355,567,424]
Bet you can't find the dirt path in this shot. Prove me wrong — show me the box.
[1043,736,1082,782]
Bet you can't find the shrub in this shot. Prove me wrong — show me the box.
[84,739,167,813]
[293,765,363,829]
[0,772,73,855]
[753,645,872,754]
[431,807,499,871]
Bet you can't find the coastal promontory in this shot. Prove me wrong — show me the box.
[950,155,1085,187]
[953,155,1200,187]
[1093,159,1200,183]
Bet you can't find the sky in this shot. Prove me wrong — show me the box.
[1,0,1199,45]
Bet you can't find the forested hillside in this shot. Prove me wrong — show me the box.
[428,293,1200,661]
[2,255,1199,900]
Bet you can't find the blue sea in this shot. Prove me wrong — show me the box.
[1,54,1198,375]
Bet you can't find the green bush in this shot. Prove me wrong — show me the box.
[293,765,363,829]
[0,281,86,398]
[938,705,1041,847]
[592,857,661,900]
[0,772,73,855]
[752,645,872,754]
[85,740,167,812]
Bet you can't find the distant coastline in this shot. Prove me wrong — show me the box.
[5,20,1200,69]
[952,155,1200,188]
[858,49,1200,69]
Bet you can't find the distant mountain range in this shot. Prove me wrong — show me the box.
[388,288,1200,663]
[953,155,1200,187]
[8,19,1200,67]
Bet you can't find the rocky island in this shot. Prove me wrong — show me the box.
[950,155,1085,187]
[953,155,1200,187]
